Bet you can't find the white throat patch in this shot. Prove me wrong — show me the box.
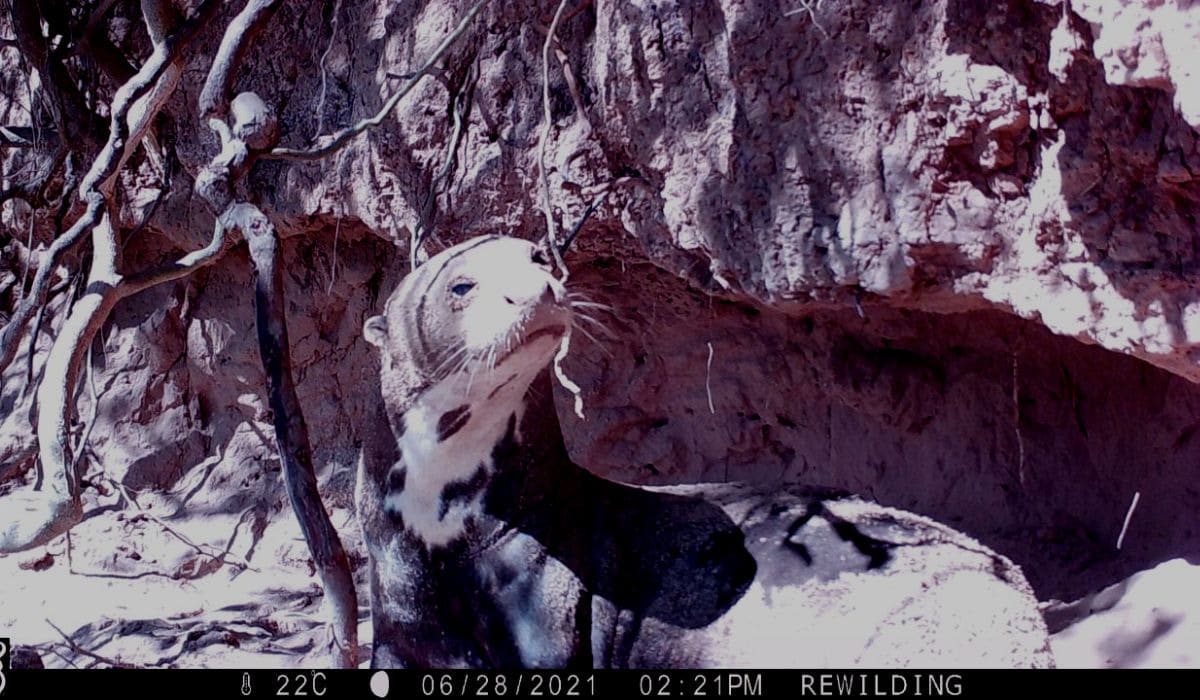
[383,338,554,547]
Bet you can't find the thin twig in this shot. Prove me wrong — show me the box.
[785,0,829,39]
[327,209,342,294]
[266,0,487,161]
[18,203,35,298]
[107,479,256,573]
[552,37,588,127]
[45,618,139,669]
[69,343,100,478]
[558,176,641,255]
[1012,349,1025,486]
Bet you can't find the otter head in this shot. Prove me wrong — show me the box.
[362,235,572,547]
[364,235,571,414]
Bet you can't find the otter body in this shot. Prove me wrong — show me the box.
[357,236,1052,668]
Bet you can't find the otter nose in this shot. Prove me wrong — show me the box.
[539,282,556,304]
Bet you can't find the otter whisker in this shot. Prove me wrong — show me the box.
[433,346,474,380]
[448,349,478,379]
[433,345,470,374]
[570,321,613,357]
[565,289,598,299]
[568,300,615,314]
[572,312,616,338]
[465,358,482,396]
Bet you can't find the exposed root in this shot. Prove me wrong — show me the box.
[554,331,585,420]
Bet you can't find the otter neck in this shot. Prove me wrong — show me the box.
[383,360,552,549]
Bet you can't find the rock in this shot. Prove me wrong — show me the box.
[653,483,1054,667]
[1049,558,1200,668]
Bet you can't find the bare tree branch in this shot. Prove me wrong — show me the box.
[0,191,104,376]
[241,203,359,668]
[0,0,218,382]
[81,30,137,87]
[265,0,487,162]
[80,0,220,197]
[188,1,359,667]
[29,203,232,519]
[0,1,224,555]
[124,216,233,293]
[559,180,614,254]
[75,0,135,85]
[9,0,102,149]
[552,37,588,127]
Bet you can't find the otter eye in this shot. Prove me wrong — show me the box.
[451,281,475,296]
[531,248,549,266]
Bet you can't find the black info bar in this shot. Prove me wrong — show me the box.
[0,656,1186,700]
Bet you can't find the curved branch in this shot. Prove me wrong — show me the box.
[198,0,284,121]
[1,1,228,556]
[79,0,220,196]
[190,3,360,666]
[0,0,219,380]
[31,209,232,506]
[265,0,487,162]
[125,216,233,294]
[0,192,105,375]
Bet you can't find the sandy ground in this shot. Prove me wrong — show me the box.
[2,478,1197,669]
[0,494,372,668]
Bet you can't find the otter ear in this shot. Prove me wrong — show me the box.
[363,315,388,348]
